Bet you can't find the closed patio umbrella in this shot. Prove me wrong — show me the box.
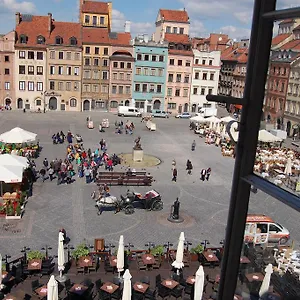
[57,232,65,279]
[172,232,185,274]
[259,264,273,298]
[117,235,124,276]
[194,265,205,300]
[47,275,58,300]
[122,269,132,300]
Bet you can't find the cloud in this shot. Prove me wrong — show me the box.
[219,25,251,40]
[0,0,36,13]
[189,20,207,38]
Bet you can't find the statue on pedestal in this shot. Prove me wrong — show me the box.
[133,136,142,150]
[167,197,184,223]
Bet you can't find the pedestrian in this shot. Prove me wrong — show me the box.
[172,159,176,170]
[49,166,54,181]
[200,168,206,181]
[186,159,193,175]
[206,167,211,181]
[172,167,178,182]
[40,168,46,182]
[84,168,91,184]
[191,140,196,151]
[57,171,61,185]
[43,158,49,169]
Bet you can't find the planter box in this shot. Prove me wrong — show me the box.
[6,215,22,220]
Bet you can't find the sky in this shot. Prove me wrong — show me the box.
[0,0,299,40]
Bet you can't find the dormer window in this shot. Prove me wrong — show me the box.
[55,36,63,45]
[20,34,27,44]
[37,35,45,44]
[70,37,77,46]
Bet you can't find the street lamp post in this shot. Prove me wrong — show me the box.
[64,245,75,262]
[145,242,155,253]
[21,246,30,263]
[2,254,11,272]
[41,245,52,259]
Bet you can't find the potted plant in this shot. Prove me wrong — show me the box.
[71,244,89,260]
[190,244,204,261]
[0,205,6,217]
[5,203,22,220]
[150,245,164,257]
[27,250,45,260]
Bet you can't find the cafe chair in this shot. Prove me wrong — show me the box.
[104,260,115,274]
[157,285,170,299]
[155,274,162,285]
[95,279,103,291]
[82,278,94,288]
[140,276,150,284]
[145,287,157,300]
[137,260,146,271]
[152,259,161,270]
[111,288,122,299]
[132,289,144,300]
[31,279,42,292]
[171,286,183,299]
[76,266,85,275]
[98,290,111,300]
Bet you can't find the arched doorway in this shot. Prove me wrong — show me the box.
[153,99,161,110]
[17,98,23,109]
[191,104,197,113]
[5,98,11,106]
[83,100,90,111]
[49,97,58,110]
[178,105,182,114]
[286,121,291,137]
[184,103,189,112]
[125,100,130,106]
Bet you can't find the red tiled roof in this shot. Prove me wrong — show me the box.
[110,32,131,46]
[82,27,109,44]
[221,46,235,60]
[279,19,295,25]
[237,50,248,64]
[48,21,82,46]
[221,47,248,62]
[272,33,290,45]
[82,0,109,14]
[280,39,300,50]
[159,9,189,22]
[168,49,193,57]
[164,33,190,43]
[15,15,50,47]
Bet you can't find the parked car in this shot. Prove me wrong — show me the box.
[175,112,192,119]
[151,110,169,118]
[118,106,142,117]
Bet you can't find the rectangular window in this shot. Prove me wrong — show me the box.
[58,82,63,91]
[74,82,79,90]
[102,71,108,80]
[135,84,140,92]
[37,82,43,91]
[94,58,99,66]
[166,26,171,33]
[100,16,105,24]
[19,81,25,90]
[85,47,90,54]
[186,60,191,67]
[176,74,181,82]
[19,65,25,74]
[184,75,189,83]
[119,86,123,94]
[103,59,108,67]
[36,99,41,106]
[83,84,89,92]
[74,67,79,76]
[126,86,130,94]
[209,60,213,65]
[4,55,9,62]
[37,52,43,60]
[95,47,99,55]
[67,67,72,75]
[144,68,149,75]
[183,89,188,97]
[112,85,117,94]
[210,73,214,80]
[178,60,182,66]
[85,58,90,66]
[179,28,184,34]
[150,69,156,76]
[101,85,108,93]
[152,55,157,62]
[193,87,198,95]
[93,71,99,79]
[142,84,147,92]
[66,82,71,91]
[50,66,55,75]
[175,89,180,97]
[75,52,80,60]
[50,81,55,90]
[202,59,206,65]
[127,62,131,68]
[112,73,117,80]
[157,85,162,93]
[201,88,205,95]
[173,27,177,34]
[103,48,109,55]
[113,62,118,68]
[195,72,199,79]
[137,54,142,60]
[93,16,97,26]
[28,81,34,91]
[126,73,131,81]
[58,66,63,75]
[120,62,125,68]
[170,59,174,65]
[19,51,25,59]
[28,66,34,75]
[85,15,90,23]
[119,73,124,80]
[5,82,10,90]
[59,52,63,59]
[93,85,99,93]
[28,51,34,59]
[159,55,164,62]
[136,68,141,75]
[208,88,213,95]
[149,84,155,93]
[50,51,55,59]
[144,55,149,61]
[195,59,199,64]
[203,73,207,80]
[167,88,172,97]
[168,74,173,82]
[158,69,163,77]
[84,70,90,79]
[66,52,71,60]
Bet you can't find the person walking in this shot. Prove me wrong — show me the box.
[191,140,196,151]
[172,167,178,182]
[40,168,46,182]
[206,167,211,181]
[49,166,54,181]
[186,159,193,175]
[43,158,49,169]
[200,168,206,181]
[84,168,91,184]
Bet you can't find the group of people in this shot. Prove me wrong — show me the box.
[52,131,66,144]
[115,120,135,135]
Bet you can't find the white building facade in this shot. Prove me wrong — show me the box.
[190,49,221,112]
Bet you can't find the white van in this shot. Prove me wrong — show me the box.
[118,106,142,117]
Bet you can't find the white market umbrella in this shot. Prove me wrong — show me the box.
[0,154,28,168]
[0,165,24,183]
[284,158,292,176]
[190,115,206,122]
[194,265,205,300]
[47,275,58,300]
[57,232,65,278]
[259,264,273,298]
[122,269,132,300]
[172,232,185,274]
[0,127,37,144]
[220,116,235,123]
[117,235,124,276]
[258,130,282,143]
[205,116,221,124]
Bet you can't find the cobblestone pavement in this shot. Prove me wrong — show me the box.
[0,111,299,258]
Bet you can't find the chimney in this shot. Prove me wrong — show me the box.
[15,12,21,26]
[48,13,52,32]
[124,21,131,33]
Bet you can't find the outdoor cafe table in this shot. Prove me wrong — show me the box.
[142,254,155,266]
[78,256,93,267]
[245,273,264,282]
[133,282,149,294]
[161,279,179,290]
[101,282,119,294]
[186,276,196,285]
[202,250,219,265]
[109,255,117,267]
[35,285,48,298]
[28,259,42,270]
[69,283,89,296]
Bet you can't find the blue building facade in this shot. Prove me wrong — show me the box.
[132,37,168,113]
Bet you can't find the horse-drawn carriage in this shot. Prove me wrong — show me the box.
[92,188,163,215]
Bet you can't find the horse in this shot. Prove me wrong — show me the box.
[95,195,120,215]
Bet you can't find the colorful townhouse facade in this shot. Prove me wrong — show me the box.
[0,31,15,108]
[132,36,168,113]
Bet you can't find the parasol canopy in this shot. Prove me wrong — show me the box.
[0,127,37,144]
